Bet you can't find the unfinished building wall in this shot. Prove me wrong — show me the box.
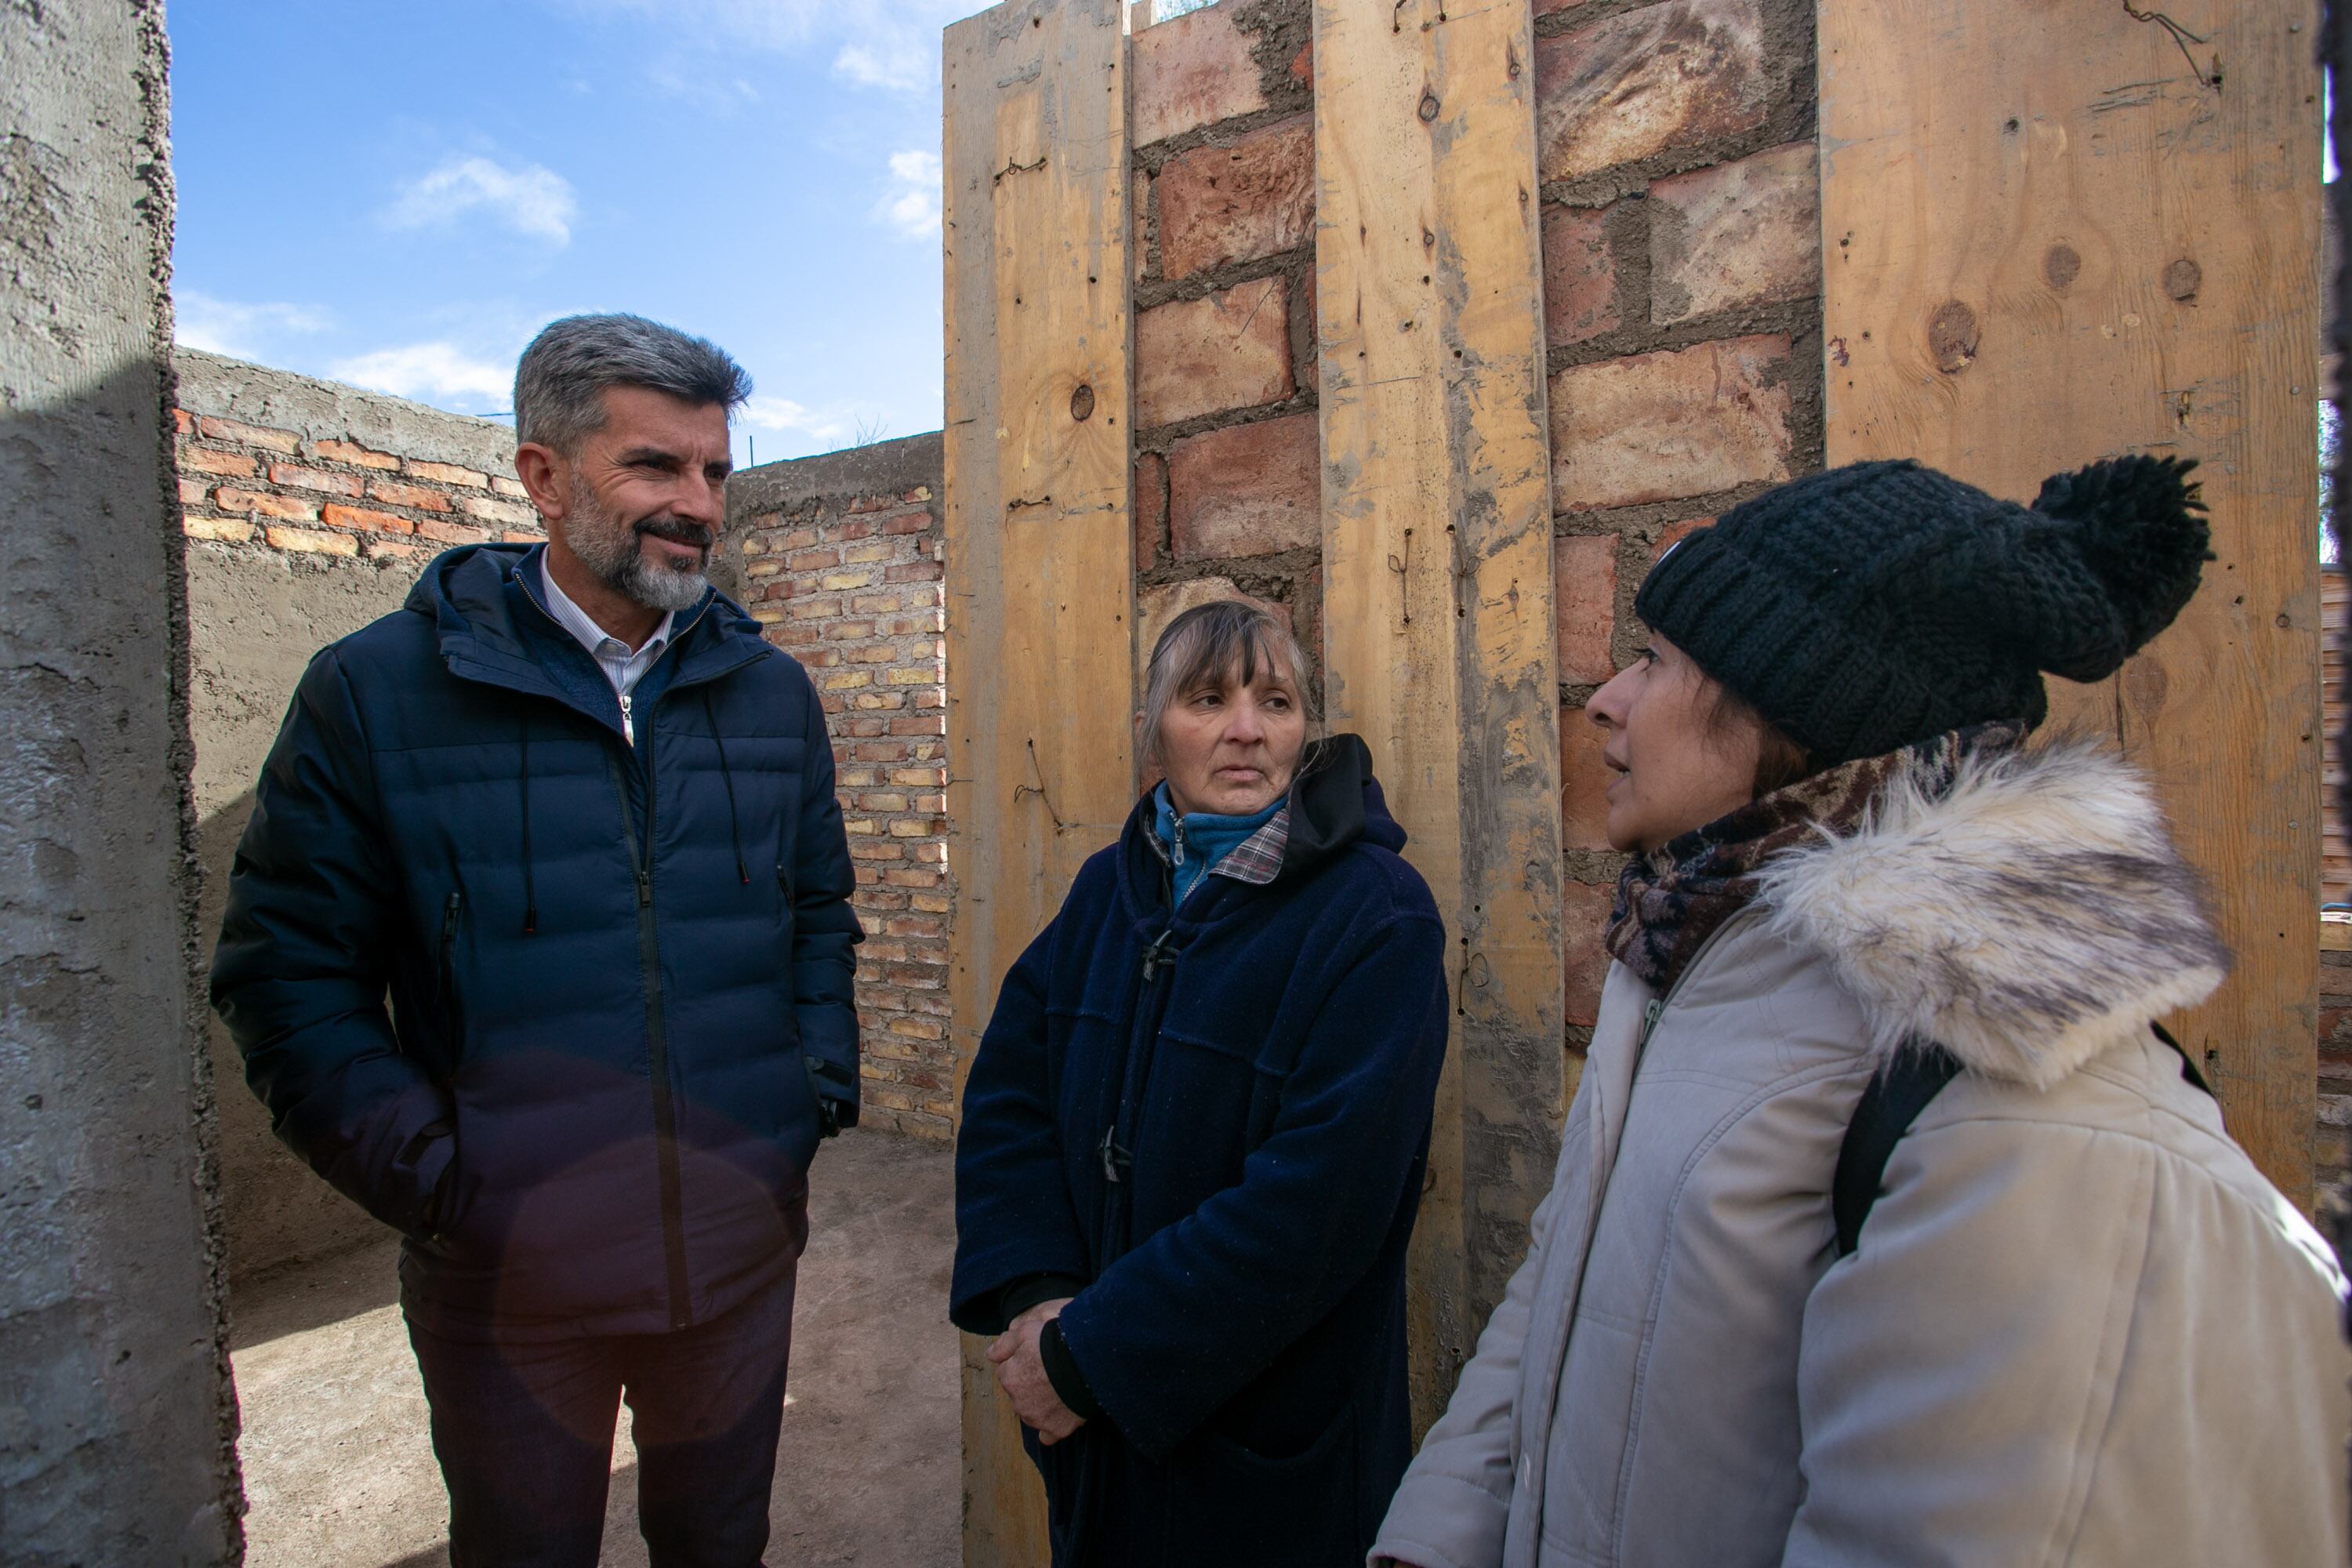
[1125,0,1819,1040]
[173,350,533,1283]
[728,435,955,1139]
[2,2,243,1558]
[1127,0,1821,1147]
[1535,0,1823,1036]
[1131,0,1321,673]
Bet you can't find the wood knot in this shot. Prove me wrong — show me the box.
[1927,299,1979,375]
[2163,257,2201,301]
[1418,90,1440,123]
[2043,244,2081,292]
[1069,383,1096,422]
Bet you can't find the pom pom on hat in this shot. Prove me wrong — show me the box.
[2028,454,2209,671]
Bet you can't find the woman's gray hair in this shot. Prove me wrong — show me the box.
[1139,600,1319,770]
[513,314,752,455]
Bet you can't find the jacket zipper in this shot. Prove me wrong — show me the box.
[437,891,463,1021]
[1528,905,1762,1552]
[619,691,635,747]
[1635,909,1758,1052]
[605,723,692,1331]
[1098,855,1184,1251]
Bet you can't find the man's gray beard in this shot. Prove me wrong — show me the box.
[566,487,710,613]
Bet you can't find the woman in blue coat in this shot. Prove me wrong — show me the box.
[951,599,1451,1566]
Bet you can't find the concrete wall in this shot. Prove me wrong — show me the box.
[729,435,956,1137]
[1,3,243,1560]
[172,351,532,1282]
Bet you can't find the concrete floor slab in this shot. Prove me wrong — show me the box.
[229,1129,960,1567]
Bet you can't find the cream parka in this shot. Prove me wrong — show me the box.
[1372,742,2350,1568]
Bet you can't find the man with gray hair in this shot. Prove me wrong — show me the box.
[212,314,862,1566]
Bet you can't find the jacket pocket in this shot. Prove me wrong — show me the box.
[1161,1409,1359,1563]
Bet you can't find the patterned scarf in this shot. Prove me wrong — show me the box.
[1605,720,2027,991]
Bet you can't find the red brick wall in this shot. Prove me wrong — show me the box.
[1537,0,1823,1044]
[174,368,541,564]
[726,436,955,1140]
[1131,0,1322,676]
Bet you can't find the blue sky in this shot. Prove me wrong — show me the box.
[168,0,990,465]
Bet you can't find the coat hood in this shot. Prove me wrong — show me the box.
[1277,732,1407,876]
[1754,739,2229,1090]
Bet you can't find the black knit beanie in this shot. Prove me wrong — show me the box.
[1632,456,2209,766]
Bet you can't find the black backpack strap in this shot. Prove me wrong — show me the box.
[1832,1024,2214,1259]
[2151,1021,2214,1097]
[1832,1043,1962,1258]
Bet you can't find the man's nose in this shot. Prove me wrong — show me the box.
[672,472,724,528]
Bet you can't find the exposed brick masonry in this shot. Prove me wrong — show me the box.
[176,409,543,561]
[1537,0,1824,1044]
[1131,0,1322,690]
[725,436,955,1140]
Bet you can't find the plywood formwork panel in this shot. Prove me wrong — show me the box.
[943,0,1134,1557]
[1820,0,2321,1200]
[1314,0,1566,1433]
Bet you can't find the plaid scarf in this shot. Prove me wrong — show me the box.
[1605,720,2027,991]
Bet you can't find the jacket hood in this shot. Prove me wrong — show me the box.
[1754,738,2229,1090]
[1279,732,1406,877]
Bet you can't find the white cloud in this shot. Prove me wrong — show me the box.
[331,343,514,409]
[385,156,578,245]
[740,394,855,445]
[173,292,331,361]
[877,149,942,240]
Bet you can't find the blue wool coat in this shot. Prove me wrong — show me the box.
[951,736,1449,1567]
[212,543,861,1339]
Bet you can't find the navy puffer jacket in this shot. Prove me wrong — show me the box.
[951,735,1449,1568]
[212,543,860,1339]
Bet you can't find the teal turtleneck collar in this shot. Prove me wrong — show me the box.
[1152,782,1281,909]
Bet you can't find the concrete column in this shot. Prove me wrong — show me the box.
[2,2,242,1561]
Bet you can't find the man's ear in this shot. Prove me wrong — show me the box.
[513,441,568,526]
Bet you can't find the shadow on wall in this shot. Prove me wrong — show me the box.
[187,543,425,1282]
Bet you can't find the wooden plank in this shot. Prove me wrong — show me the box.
[1313,0,1565,1432]
[1820,0,2322,1200]
[942,0,1134,1559]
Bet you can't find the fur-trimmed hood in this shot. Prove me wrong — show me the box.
[1755,739,2230,1089]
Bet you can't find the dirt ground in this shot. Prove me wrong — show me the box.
[227,1129,960,1567]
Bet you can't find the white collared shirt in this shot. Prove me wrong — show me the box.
[539,557,674,741]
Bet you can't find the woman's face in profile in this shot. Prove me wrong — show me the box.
[1156,653,1308,818]
[1586,632,1762,853]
